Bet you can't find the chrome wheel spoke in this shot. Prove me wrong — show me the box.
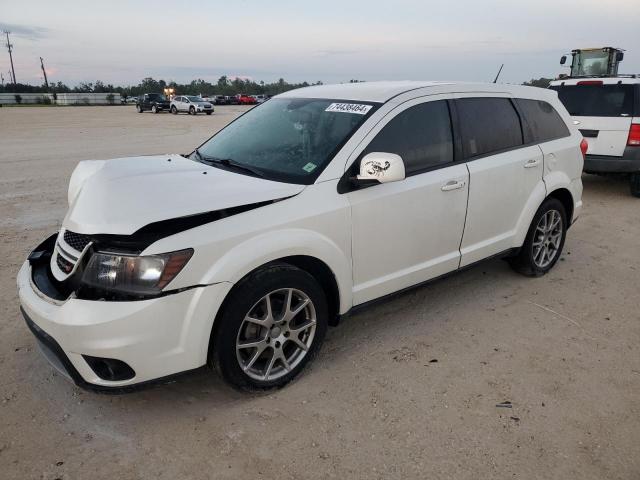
[263,349,278,380]
[281,356,292,372]
[237,337,267,350]
[288,334,309,352]
[280,289,310,323]
[289,319,316,337]
[244,315,270,327]
[244,344,267,371]
[533,245,544,261]
[264,294,274,323]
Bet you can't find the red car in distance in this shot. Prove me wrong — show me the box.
[237,94,257,105]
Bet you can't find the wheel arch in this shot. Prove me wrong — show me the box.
[206,254,342,365]
[547,187,574,225]
[513,179,575,249]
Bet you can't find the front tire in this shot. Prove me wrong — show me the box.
[136,104,143,113]
[152,105,158,114]
[509,197,567,277]
[630,173,640,198]
[189,106,196,115]
[210,264,328,391]
[206,111,212,115]
[171,105,178,114]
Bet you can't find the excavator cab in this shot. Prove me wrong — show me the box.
[560,47,625,78]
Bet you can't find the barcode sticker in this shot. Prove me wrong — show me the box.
[325,103,372,115]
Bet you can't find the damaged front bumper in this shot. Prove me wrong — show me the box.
[17,234,232,391]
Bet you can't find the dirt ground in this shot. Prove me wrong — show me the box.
[1,105,639,480]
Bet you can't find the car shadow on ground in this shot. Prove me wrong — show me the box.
[581,172,631,198]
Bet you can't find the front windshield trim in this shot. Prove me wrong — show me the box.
[191,97,381,185]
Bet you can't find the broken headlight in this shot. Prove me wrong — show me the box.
[81,249,193,295]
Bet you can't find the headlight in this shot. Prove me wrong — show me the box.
[82,249,193,295]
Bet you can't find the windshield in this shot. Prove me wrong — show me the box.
[187,96,203,102]
[571,50,610,77]
[550,84,635,117]
[148,94,167,101]
[194,98,378,184]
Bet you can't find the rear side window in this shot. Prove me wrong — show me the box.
[516,99,570,143]
[455,98,523,158]
[361,100,454,175]
[549,84,635,117]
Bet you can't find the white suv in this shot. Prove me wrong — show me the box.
[17,81,584,391]
[170,95,214,115]
[549,77,640,196]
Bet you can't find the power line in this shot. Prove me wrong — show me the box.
[3,30,16,85]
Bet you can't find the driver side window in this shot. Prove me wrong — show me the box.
[360,100,454,176]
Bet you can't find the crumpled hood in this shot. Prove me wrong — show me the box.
[63,154,305,235]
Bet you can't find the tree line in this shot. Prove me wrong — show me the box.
[0,76,325,97]
[0,75,555,96]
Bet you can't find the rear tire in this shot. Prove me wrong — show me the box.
[210,264,328,391]
[136,104,143,113]
[171,105,177,114]
[630,173,640,198]
[509,197,567,277]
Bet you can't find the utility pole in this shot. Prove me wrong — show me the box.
[3,31,16,85]
[40,57,49,90]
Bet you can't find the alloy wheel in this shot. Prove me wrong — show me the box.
[532,209,563,268]
[236,288,317,381]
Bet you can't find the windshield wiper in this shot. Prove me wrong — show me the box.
[197,152,266,179]
[191,147,205,162]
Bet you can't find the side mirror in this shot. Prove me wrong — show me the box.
[356,152,405,184]
[560,55,567,65]
[616,51,624,62]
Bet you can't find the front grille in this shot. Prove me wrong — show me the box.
[56,253,74,274]
[63,230,91,251]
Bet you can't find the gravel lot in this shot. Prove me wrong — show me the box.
[1,105,639,480]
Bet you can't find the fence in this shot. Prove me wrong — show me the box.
[0,92,121,105]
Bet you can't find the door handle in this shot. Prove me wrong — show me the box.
[524,159,540,168]
[441,180,466,191]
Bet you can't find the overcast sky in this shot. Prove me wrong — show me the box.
[1,0,639,87]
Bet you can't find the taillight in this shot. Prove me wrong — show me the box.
[628,124,640,146]
[577,80,603,86]
[580,138,588,158]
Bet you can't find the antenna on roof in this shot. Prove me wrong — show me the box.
[493,64,504,83]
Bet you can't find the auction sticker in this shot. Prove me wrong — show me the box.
[325,103,372,115]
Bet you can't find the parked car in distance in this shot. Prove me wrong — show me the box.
[252,94,268,104]
[213,95,228,105]
[549,77,640,196]
[226,95,240,105]
[238,94,257,105]
[126,96,138,104]
[170,95,214,115]
[136,93,170,113]
[18,81,583,393]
